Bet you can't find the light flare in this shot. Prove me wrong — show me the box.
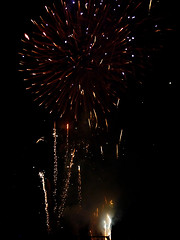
[103,214,112,239]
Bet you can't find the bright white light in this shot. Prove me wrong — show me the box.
[24,33,30,40]
[103,214,112,238]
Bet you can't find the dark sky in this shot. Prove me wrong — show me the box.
[5,0,178,239]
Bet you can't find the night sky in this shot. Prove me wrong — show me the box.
[5,0,178,239]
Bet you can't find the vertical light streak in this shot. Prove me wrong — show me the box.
[78,165,82,207]
[96,208,99,217]
[53,121,58,213]
[100,145,104,160]
[149,0,153,11]
[39,171,51,232]
[116,143,119,159]
[64,123,69,167]
[104,220,107,237]
[107,214,112,239]
[105,118,108,131]
[88,118,91,128]
[93,108,98,129]
[58,148,76,222]
[119,129,123,144]
[100,146,103,155]
[66,123,69,150]
[104,215,112,239]
[66,123,69,134]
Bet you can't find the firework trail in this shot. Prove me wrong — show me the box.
[119,129,123,145]
[36,136,45,144]
[100,145,104,161]
[105,118,108,132]
[58,148,76,222]
[39,171,51,232]
[114,128,123,159]
[149,0,153,11]
[53,121,58,213]
[78,165,82,207]
[116,144,119,159]
[64,123,70,167]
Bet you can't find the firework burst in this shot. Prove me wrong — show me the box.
[19,0,160,126]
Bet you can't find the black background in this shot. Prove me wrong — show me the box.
[5,0,178,239]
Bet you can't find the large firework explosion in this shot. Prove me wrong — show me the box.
[17,0,172,237]
[19,0,161,127]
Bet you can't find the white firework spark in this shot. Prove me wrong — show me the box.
[39,171,51,232]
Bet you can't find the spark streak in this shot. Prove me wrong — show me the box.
[66,123,69,133]
[100,145,104,160]
[36,136,45,143]
[116,144,118,159]
[105,119,108,131]
[53,121,58,213]
[149,0,153,11]
[65,123,69,167]
[39,171,51,232]
[58,148,76,222]
[78,165,82,207]
[119,129,123,144]
[100,146,103,155]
